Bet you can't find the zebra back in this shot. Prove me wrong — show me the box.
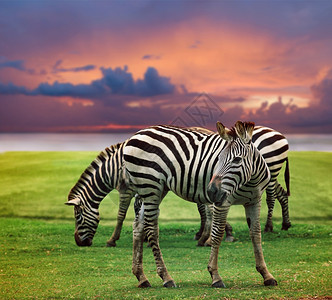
[124,125,225,203]
[252,126,289,194]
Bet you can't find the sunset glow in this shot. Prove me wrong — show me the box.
[1,1,332,133]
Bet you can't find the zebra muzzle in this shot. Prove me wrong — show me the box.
[207,178,229,206]
[75,230,92,247]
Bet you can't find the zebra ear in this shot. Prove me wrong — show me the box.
[216,122,233,141]
[235,121,255,143]
[65,198,81,206]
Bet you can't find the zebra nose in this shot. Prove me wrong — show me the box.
[207,181,219,202]
[75,231,92,247]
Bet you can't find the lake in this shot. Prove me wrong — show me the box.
[0,133,332,152]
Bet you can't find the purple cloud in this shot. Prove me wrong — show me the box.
[52,59,96,73]
[0,66,175,99]
[243,74,332,133]
[0,59,26,71]
[142,54,161,60]
[0,82,29,95]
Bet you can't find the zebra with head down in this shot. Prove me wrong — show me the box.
[123,121,277,288]
[66,124,290,249]
[65,141,135,247]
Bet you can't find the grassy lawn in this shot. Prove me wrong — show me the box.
[0,151,331,299]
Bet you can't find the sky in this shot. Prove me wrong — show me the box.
[1,0,332,134]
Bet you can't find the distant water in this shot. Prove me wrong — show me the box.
[0,133,331,152]
[0,133,134,152]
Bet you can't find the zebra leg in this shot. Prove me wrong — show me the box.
[197,204,212,246]
[195,203,207,240]
[144,200,176,288]
[245,202,277,286]
[132,202,151,288]
[107,190,134,247]
[275,181,291,230]
[224,223,235,242]
[207,205,230,288]
[204,222,234,246]
[264,182,276,232]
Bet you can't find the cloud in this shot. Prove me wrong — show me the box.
[142,54,161,60]
[243,74,332,133]
[52,59,96,73]
[35,80,106,99]
[0,82,29,95]
[0,59,26,71]
[135,67,174,96]
[100,66,135,95]
[0,57,37,75]
[311,71,332,108]
[0,65,175,99]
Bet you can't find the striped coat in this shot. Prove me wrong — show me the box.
[124,121,277,288]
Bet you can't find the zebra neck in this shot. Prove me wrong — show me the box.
[70,150,115,210]
[249,146,271,188]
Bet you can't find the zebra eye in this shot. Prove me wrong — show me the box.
[233,157,242,164]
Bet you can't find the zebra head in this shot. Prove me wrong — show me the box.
[65,196,100,247]
[207,121,255,206]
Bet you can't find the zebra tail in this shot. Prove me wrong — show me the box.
[284,158,290,196]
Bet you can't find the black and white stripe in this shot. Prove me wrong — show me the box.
[66,124,290,248]
[252,126,290,231]
[125,122,276,287]
[195,125,291,245]
[65,141,136,247]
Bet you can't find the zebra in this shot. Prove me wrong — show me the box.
[195,125,290,246]
[123,121,277,288]
[66,125,290,249]
[65,141,137,247]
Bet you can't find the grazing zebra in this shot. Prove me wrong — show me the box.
[65,141,137,247]
[124,121,277,288]
[195,125,290,246]
[66,125,290,249]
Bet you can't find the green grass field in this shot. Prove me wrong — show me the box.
[0,151,331,299]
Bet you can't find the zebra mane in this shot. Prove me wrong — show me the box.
[68,141,126,202]
[107,142,124,153]
[153,125,215,135]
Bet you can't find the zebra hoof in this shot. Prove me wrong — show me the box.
[194,233,201,240]
[163,280,176,288]
[212,280,226,288]
[264,225,273,232]
[264,278,278,286]
[138,280,151,288]
[106,240,116,247]
[282,222,291,230]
